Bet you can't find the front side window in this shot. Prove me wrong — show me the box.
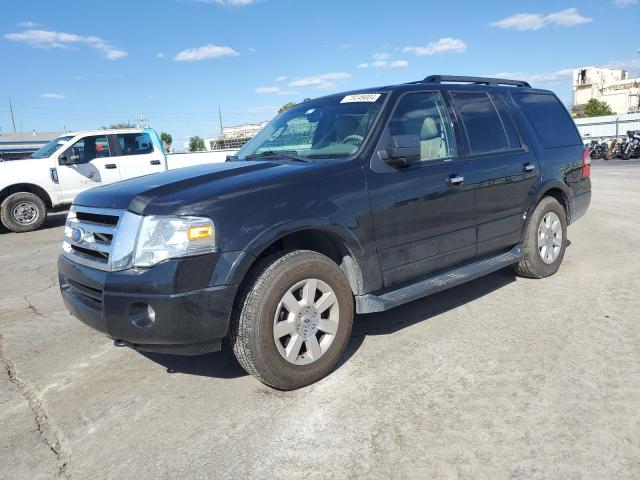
[451,92,509,154]
[63,135,110,164]
[114,132,154,157]
[236,93,387,160]
[388,92,454,161]
[30,135,74,159]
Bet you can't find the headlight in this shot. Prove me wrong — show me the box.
[133,216,216,267]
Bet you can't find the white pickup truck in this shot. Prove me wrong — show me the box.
[0,128,233,232]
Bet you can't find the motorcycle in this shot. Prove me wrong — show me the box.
[605,137,623,160]
[622,130,640,160]
[588,139,608,160]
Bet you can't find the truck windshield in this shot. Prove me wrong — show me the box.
[30,135,74,159]
[236,93,387,160]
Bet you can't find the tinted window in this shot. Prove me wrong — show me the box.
[493,96,523,150]
[388,92,454,161]
[65,135,110,163]
[451,92,508,154]
[115,133,154,157]
[512,93,582,148]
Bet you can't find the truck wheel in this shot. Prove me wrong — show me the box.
[231,250,354,390]
[514,196,567,279]
[0,192,47,233]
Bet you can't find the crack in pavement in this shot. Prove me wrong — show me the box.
[0,336,69,478]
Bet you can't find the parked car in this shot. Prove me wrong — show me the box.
[0,128,227,233]
[58,75,591,390]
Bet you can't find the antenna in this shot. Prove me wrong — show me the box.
[219,106,223,135]
[9,98,16,132]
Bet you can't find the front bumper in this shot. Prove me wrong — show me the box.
[58,254,239,355]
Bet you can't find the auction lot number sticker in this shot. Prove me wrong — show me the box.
[341,94,381,103]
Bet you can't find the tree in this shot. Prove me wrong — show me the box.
[160,132,173,152]
[278,102,296,114]
[583,98,613,117]
[106,122,137,129]
[188,136,206,152]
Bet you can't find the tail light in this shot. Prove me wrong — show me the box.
[582,149,591,178]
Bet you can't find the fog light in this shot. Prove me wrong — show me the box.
[129,302,156,328]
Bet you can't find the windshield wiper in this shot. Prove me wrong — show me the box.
[244,150,309,163]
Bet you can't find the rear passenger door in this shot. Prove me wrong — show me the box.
[112,131,165,180]
[365,91,476,288]
[450,90,539,256]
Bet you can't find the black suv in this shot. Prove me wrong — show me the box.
[58,75,591,390]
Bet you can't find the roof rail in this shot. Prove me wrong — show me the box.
[422,75,531,88]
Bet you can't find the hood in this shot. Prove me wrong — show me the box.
[73,160,311,215]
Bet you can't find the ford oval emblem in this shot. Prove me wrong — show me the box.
[71,227,85,243]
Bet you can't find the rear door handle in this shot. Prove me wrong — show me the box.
[105,164,117,169]
[447,174,464,186]
[523,162,536,173]
[150,160,161,166]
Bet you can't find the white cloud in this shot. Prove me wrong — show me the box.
[156,52,165,59]
[4,29,128,60]
[288,72,351,90]
[40,93,65,99]
[613,0,637,6]
[489,69,574,85]
[255,86,299,96]
[275,75,287,82]
[490,8,592,31]
[174,44,239,61]
[373,52,390,60]
[357,63,369,69]
[17,21,40,28]
[390,60,409,68]
[339,43,352,49]
[403,37,467,56]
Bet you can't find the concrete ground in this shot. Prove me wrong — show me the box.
[1,161,639,480]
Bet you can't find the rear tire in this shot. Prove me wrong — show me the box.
[514,197,567,279]
[230,250,354,390]
[0,192,47,233]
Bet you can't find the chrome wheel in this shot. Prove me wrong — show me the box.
[12,201,39,225]
[538,212,562,264]
[273,278,340,366]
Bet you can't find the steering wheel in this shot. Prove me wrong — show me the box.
[342,134,364,146]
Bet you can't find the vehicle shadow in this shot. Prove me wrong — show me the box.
[0,209,68,234]
[141,267,517,381]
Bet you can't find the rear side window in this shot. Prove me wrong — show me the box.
[114,132,154,157]
[512,93,581,148]
[451,92,509,154]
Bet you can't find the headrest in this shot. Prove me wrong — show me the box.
[420,117,438,140]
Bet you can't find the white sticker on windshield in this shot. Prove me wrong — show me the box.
[341,94,381,103]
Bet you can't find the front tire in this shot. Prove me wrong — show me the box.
[0,192,47,233]
[231,250,354,390]
[514,197,567,279]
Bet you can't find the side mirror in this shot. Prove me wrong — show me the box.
[59,154,70,165]
[59,153,80,165]
[385,135,421,167]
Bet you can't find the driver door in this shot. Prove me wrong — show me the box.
[57,134,121,204]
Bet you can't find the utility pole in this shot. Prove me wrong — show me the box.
[218,106,223,135]
[9,98,16,132]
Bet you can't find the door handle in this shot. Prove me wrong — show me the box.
[447,174,464,186]
[150,160,161,166]
[523,163,536,173]
[104,164,117,169]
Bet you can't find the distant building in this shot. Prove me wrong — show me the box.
[0,131,65,161]
[205,121,269,151]
[572,67,640,116]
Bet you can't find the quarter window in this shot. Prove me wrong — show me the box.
[388,92,454,161]
[114,133,154,157]
[451,92,509,154]
[512,93,582,148]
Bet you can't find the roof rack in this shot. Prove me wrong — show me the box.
[422,75,531,88]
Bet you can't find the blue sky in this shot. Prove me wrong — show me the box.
[1,0,638,147]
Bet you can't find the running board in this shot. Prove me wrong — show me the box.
[356,244,523,314]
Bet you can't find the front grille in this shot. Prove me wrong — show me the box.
[62,206,138,272]
[67,278,103,309]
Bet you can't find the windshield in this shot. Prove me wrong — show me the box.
[30,135,74,159]
[236,93,387,160]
